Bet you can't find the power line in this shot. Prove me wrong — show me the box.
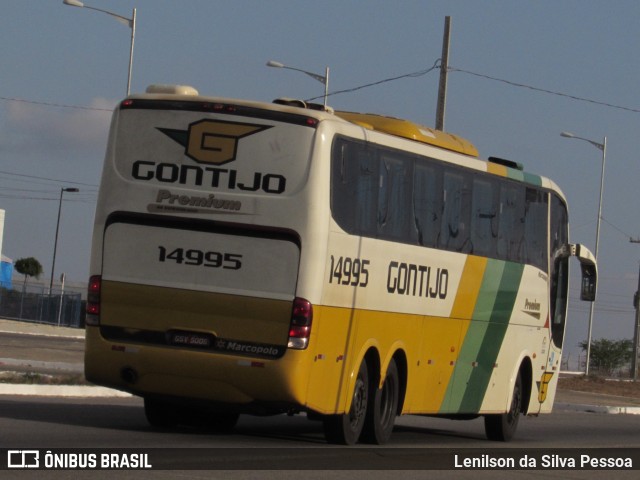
[0,95,113,112]
[0,193,96,203]
[310,60,640,115]
[0,186,96,195]
[0,170,98,188]
[305,60,442,102]
[3,60,640,117]
[448,66,640,114]
[601,216,638,240]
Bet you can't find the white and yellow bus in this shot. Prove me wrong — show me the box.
[85,84,597,444]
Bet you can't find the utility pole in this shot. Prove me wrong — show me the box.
[631,237,640,381]
[435,16,451,131]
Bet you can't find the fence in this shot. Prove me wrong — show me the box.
[0,282,84,328]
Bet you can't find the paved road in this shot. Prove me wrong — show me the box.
[1,394,639,478]
[2,394,640,448]
[1,319,640,478]
[2,318,640,410]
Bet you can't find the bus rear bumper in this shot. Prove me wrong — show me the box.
[84,326,311,410]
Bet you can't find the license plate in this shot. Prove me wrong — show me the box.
[168,331,214,349]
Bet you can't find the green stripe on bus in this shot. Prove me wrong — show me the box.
[504,167,542,187]
[445,260,524,413]
[522,172,542,186]
[505,169,524,182]
[459,261,524,412]
[444,260,503,412]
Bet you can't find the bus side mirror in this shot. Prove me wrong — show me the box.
[569,243,597,302]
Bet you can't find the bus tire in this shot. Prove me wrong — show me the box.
[203,412,240,433]
[361,359,399,444]
[484,371,522,442]
[323,361,369,445]
[144,398,179,429]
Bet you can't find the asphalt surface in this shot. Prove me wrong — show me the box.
[0,318,126,397]
[1,317,640,413]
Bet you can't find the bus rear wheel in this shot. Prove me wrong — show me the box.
[362,359,399,444]
[323,361,369,445]
[202,412,240,433]
[144,398,180,429]
[484,372,522,441]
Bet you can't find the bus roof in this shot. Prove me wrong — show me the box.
[140,85,477,155]
[133,84,565,200]
[334,111,479,157]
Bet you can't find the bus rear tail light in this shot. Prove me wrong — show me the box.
[86,275,102,326]
[288,297,313,350]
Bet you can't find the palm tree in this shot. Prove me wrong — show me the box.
[14,257,44,290]
[14,257,43,319]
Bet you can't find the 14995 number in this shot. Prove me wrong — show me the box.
[329,255,369,287]
[158,246,242,270]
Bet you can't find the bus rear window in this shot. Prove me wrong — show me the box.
[113,108,316,197]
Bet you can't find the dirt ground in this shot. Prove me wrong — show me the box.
[558,375,640,398]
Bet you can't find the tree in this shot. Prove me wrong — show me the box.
[580,338,633,376]
[14,257,43,290]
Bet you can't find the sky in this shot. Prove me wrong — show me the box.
[1,0,639,367]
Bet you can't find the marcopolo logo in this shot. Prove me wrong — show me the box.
[158,120,271,166]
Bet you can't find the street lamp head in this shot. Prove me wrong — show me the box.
[266,59,329,107]
[61,0,135,95]
[63,188,80,193]
[63,0,85,7]
[560,131,605,151]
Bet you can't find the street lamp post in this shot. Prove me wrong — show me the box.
[632,257,640,381]
[267,60,330,107]
[560,131,607,376]
[63,0,136,96]
[49,188,80,297]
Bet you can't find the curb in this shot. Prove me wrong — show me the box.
[555,402,640,415]
[0,319,85,340]
[0,383,132,398]
[0,357,83,374]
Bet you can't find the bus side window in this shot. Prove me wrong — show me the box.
[378,153,416,243]
[471,177,499,258]
[413,161,442,248]
[331,139,377,235]
[355,148,378,234]
[524,188,548,270]
[497,184,525,263]
[440,171,472,253]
